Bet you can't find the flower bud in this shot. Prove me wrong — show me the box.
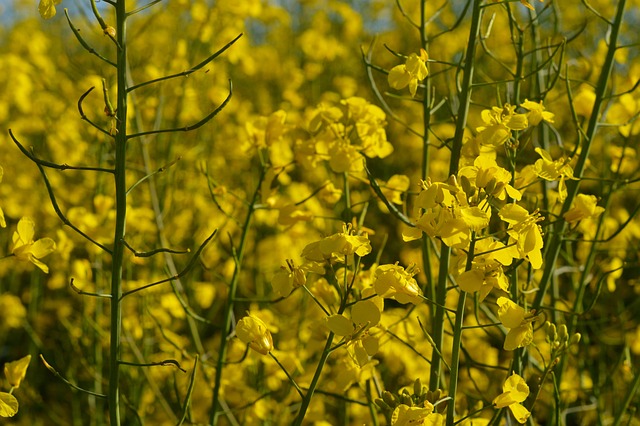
[569,332,581,346]
[236,314,274,355]
[558,324,568,342]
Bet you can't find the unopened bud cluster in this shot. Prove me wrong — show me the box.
[545,321,581,351]
[374,378,448,416]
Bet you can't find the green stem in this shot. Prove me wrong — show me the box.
[446,292,467,425]
[446,236,475,425]
[109,1,128,424]
[292,332,336,426]
[210,168,266,425]
[429,0,483,393]
[532,0,627,310]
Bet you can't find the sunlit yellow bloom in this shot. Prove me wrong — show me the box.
[563,194,604,224]
[457,239,511,302]
[11,217,56,274]
[301,223,371,262]
[499,204,544,269]
[236,314,274,355]
[326,298,382,366]
[4,355,31,389]
[521,99,555,125]
[388,49,429,97]
[391,402,442,426]
[476,104,528,147]
[271,260,306,297]
[458,156,522,201]
[496,297,534,351]
[374,263,423,304]
[38,0,61,19]
[533,148,575,202]
[493,373,531,423]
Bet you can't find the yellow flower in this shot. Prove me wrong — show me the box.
[458,156,522,201]
[373,263,423,304]
[271,260,306,297]
[521,99,555,125]
[388,49,429,97]
[301,223,372,262]
[496,297,534,351]
[4,355,31,389]
[533,148,575,202]
[563,194,604,224]
[493,373,531,423]
[456,239,512,302]
[499,204,544,269]
[236,314,274,355]
[38,0,62,19]
[325,297,382,366]
[11,217,56,274]
[391,402,442,426]
[476,104,528,147]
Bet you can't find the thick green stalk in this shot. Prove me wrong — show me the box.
[532,0,627,310]
[428,0,482,393]
[109,2,128,425]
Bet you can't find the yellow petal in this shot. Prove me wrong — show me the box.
[16,217,35,244]
[38,0,61,19]
[4,355,31,389]
[30,238,57,259]
[326,314,355,336]
[388,65,411,90]
[509,402,531,423]
[457,269,484,293]
[0,392,18,417]
[504,373,530,402]
[497,297,525,329]
[351,300,381,327]
[504,324,533,350]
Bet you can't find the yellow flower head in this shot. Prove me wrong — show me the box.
[301,223,372,262]
[4,355,31,389]
[496,297,534,351]
[521,99,555,126]
[476,104,528,147]
[388,49,429,97]
[563,194,605,224]
[493,373,531,423]
[499,204,544,269]
[373,263,423,304]
[11,217,56,274]
[236,314,274,355]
